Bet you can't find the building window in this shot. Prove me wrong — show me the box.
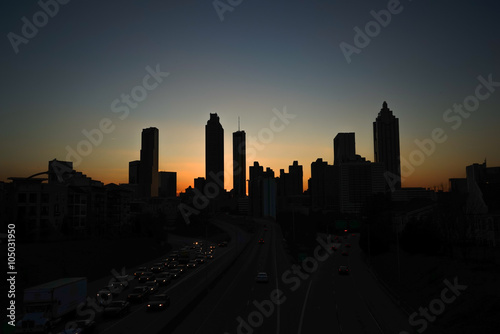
[18,193,27,203]
[41,193,49,203]
[29,193,37,203]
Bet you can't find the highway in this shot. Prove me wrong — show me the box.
[172,219,434,334]
[48,216,442,334]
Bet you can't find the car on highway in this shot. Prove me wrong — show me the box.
[70,319,96,333]
[154,272,172,285]
[134,266,147,278]
[168,261,179,269]
[96,289,112,305]
[258,238,265,244]
[255,272,269,283]
[169,268,182,278]
[103,300,131,318]
[127,286,150,302]
[147,294,171,311]
[338,266,350,275]
[330,246,337,251]
[209,244,216,250]
[138,271,155,283]
[345,244,351,248]
[218,241,228,247]
[150,263,164,273]
[145,281,159,294]
[187,260,197,268]
[206,253,214,260]
[342,251,349,256]
[58,319,96,334]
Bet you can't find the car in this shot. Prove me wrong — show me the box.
[102,284,120,296]
[147,294,171,311]
[330,246,337,251]
[264,228,268,231]
[218,241,228,247]
[177,264,187,272]
[167,261,179,269]
[206,253,214,260]
[69,319,96,333]
[256,272,269,283]
[150,263,164,273]
[187,260,197,268]
[58,329,84,334]
[209,244,216,250]
[138,272,155,283]
[352,233,356,236]
[103,300,130,318]
[342,251,349,256]
[258,238,265,244]
[154,272,172,285]
[134,266,147,278]
[145,281,159,294]
[169,268,182,278]
[338,266,350,275]
[345,244,351,248]
[96,289,112,305]
[127,286,150,302]
[112,276,130,289]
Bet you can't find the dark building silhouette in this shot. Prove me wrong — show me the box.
[373,101,401,190]
[232,129,246,197]
[310,158,338,209]
[194,177,206,193]
[278,161,304,197]
[249,162,276,218]
[139,127,159,198]
[159,171,177,198]
[206,113,224,194]
[334,133,356,165]
[129,160,140,184]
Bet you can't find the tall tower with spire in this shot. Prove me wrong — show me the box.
[233,117,246,197]
[373,101,401,190]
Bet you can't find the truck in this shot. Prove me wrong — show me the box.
[16,277,87,333]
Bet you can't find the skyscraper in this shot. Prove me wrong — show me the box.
[206,113,224,193]
[129,160,140,184]
[233,129,246,197]
[334,133,356,165]
[373,101,401,190]
[139,127,159,198]
[159,171,177,198]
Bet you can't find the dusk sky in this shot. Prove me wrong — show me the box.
[2,0,499,193]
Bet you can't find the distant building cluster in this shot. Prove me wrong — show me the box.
[2,102,499,246]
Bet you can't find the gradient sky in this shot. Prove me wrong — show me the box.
[2,0,500,193]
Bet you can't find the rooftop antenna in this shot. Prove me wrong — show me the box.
[238,116,240,131]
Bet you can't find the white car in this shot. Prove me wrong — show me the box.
[255,272,269,283]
